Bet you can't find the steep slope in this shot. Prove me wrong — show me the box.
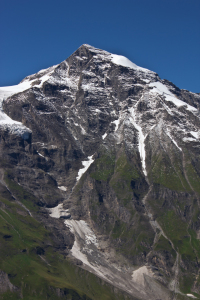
[0,44,200,299]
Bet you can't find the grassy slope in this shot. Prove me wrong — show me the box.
[0,178,134,300]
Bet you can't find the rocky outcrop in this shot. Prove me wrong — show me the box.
[0,270,18,294]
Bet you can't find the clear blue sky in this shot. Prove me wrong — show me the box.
[0,0,199,93]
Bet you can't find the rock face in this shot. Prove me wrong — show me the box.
[0,44,200,299]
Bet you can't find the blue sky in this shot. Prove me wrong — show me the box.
[0,0,199,92]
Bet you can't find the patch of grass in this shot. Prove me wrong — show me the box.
[185,158,200,194]
[188,229,200,258]
[111,215,154,260]
[179,273,196,295]
[90,154,115,181]
[154,235,176,258]
[149,152,189,192]
[4,172,40,212]
[157,210,198,269]
[109,153,145,206]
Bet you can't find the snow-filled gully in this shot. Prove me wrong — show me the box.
[129,107,147,176]
[48,202,159,299]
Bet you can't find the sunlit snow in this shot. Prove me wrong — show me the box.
[48,203,70,218]
[0,82,33,136]
[111,54,150,73]
[58,186,67,191]
[76,155,94,182]
[166,130,182,151]
[129,107,147,176]
[190,131,199,139]
[187,294,197,299]
[149,82,197,112]
[102,132,107,140]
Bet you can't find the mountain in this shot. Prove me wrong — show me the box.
[0,44,200,300]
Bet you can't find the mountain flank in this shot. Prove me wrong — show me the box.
[0,44,200,300]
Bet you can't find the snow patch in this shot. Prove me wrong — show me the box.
[190,131,199,139]
[187,294,197,299]
[111,54,150,73]
[112,119,120,132]
[0,83,32,137]
[76,155,94,182]
[183,137,198,142]
[58,186,67,191]
[48,203,70,219]
[149,82,197,112]
[0,81,32,101]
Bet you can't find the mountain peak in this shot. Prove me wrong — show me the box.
[0,43,200,299]
[78,44,151,73]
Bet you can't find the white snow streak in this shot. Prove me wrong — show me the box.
[166,130,182,151]
[129,107,147,176]
[76,155,94,182]
[102,132,107,140]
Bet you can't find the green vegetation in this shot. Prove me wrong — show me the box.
[185,157,200,194]
[110,153,144,206]
[149,152,189,192]
[5,172,40,212]
[110,214,154,260]
[0,179,132,300]
[90,154,115,181]
[179,273,197,295]
[154,234,176,258]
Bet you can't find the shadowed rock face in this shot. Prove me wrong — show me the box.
[0,44,200,299]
